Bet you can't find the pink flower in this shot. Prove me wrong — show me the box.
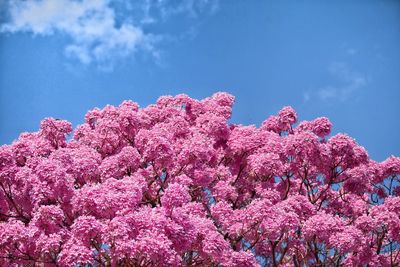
[0,93,398,266]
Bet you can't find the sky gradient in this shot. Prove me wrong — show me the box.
[0,0,399,161]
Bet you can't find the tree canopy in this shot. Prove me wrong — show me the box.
[0,93,399,266]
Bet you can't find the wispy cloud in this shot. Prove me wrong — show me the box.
[0,0,217,67]
[304,62,368,103]
[145,0,219,22]
[346,48,357,56]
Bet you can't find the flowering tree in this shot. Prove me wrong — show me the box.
[0,93,399,266]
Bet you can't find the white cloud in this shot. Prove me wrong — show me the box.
[317,86,338,101]
[139,0,219,24]
[1,0,152,66]
[305,62,368,103]
[346,48,357,56]
[1,0,217,67]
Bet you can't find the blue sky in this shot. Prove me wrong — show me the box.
[0,0,399,161]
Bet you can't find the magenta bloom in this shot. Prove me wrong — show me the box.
[0,93,399,266]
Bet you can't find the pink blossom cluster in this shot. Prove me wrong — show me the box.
[0,93,399,266]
